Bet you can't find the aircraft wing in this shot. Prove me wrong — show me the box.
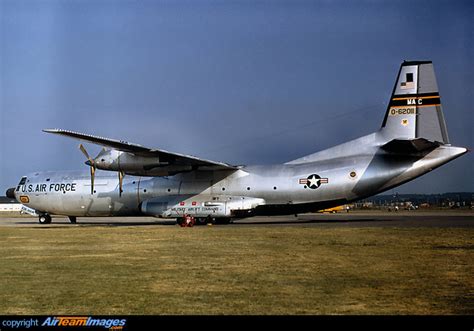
[43,128,238,171]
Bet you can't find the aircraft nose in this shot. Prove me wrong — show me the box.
[6,187,16,199]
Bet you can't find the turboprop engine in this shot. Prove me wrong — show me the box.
[79,146,192,195]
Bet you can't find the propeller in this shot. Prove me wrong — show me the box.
[79,144,96,194]
[118,170,124,197]
[79,144,125,197]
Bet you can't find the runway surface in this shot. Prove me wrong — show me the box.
[1,211,472,228]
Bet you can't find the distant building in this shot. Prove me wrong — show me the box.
[358,192,473,209]
[0,196,21,212]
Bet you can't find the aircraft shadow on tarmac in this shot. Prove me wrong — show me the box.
[16,218,394,227]
[13,214,472,228]
[233,218,388,226]
[17,220,176,227]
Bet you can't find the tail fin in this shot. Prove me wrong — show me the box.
[381,61,449,144]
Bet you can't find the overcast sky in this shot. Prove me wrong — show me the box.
[1,0,472,194]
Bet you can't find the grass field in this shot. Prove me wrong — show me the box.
[0,224,473,315]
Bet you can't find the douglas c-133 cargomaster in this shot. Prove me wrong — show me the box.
[6,61,468,224]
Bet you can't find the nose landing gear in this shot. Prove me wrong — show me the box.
[38,214,52,224]
[38,215,77,224]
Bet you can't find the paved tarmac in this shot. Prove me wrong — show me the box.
[0,210,472,228]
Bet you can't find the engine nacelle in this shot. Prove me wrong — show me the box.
[141,195,265,218]
[93,150,190,176]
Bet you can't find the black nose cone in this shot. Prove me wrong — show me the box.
[6,188,16,199]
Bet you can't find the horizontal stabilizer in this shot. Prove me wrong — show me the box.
[381,138,440,154]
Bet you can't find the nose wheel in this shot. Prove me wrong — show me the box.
[38,214,52,224]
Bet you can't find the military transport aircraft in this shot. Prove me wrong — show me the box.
[6,61,468,224]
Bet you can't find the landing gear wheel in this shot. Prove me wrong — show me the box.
[178,215,196,227]
[184,215,195,227]
[68,216,77,224]
[206,215,214,225]
[39,214,52,224]
[196,217,208,225]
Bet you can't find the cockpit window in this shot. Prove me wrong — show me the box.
[16,177,27,192]
[18,177,27,186]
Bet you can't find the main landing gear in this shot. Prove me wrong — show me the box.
[179,215,196,227]
[177,215,232,226]
[68,216,77,224]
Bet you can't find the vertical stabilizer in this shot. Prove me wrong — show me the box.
[381,61,449,144]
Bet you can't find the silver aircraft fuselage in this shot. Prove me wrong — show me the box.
[12,131,466,220]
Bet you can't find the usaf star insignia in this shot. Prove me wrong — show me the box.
[299,174,329,189]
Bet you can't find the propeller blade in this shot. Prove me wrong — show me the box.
[90,165,95,195]
[79,144,93,164]
[118,171,124,197]
[80,144,96,194]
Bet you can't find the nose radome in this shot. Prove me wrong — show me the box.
[6,188,16,199]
